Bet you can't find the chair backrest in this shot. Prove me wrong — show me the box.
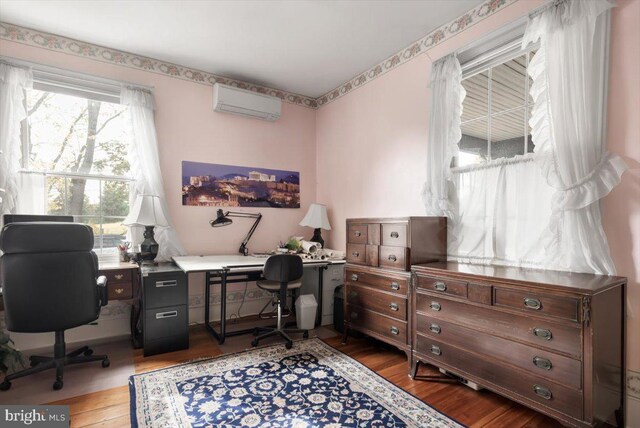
[263,254,303,284]
[3,214,73,225]
[0,222,101,333]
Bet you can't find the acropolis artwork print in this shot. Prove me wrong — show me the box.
[182,161,300,208]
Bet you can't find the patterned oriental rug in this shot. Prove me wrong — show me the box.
[129,339,464,427]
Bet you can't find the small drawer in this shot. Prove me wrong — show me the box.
[346,284,406,320]
[102,269,132,285]
[144,305,188,341]
[108,282,133,300]
[144,335,189,357]
[347,224,368,244]
[345,268,409,296]
[346,304,407,345]
[144,272,187,309]
[378,246,408,271]
[381,223,407,247]
[493,287,580,322]
[416,275,468,299]
[346,244,366,265]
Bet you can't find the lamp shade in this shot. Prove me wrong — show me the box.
[123,194,169,227]
[299,203,331,230]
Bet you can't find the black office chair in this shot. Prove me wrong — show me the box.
[0,221,110,391]
[252,255,309,349]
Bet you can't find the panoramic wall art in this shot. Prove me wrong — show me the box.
[181,160,300,208]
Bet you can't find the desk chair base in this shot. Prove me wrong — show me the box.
[251,301,308,350]
[0,331,109,391]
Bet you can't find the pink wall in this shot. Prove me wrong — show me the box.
[0,40,318,254]
[315,0,640,410]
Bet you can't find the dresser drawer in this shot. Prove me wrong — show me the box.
[108,282,133,300]
[494,287,580,322]
[346,304,407,345]
[417,315,582,389]
[415,292,582,358]
[345,267,409,296]
[346,284,406,320]
[143,272,188,309]
[416,275,468,299]
[381,223,407,247]
[415,335,583,419]
[144,304,188,341]
[346,244,366,264]
[379,246,408,270]
[347,224,368,244]
[103,268,132,285]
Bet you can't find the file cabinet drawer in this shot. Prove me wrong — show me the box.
[143,272,187,309]
[144,305,188,341]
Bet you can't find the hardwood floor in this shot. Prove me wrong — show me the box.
[49,326,562,427]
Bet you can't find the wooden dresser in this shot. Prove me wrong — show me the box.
[343,217,446,363]
[411,262,626,428]
[98,262,139,301]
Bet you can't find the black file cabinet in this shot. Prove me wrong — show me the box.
[141,263,189,356]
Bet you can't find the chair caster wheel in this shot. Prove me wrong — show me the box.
[303,331,309,339]
[101,358,110,368]
[0,380,11,391]
[29,358,40,368]
[251,339,258,347]
[84,349,94,356]
[253,328,260,337]
[285,341,292,350]
[53,379,63,390]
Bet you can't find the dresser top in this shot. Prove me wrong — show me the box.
[412,262,626,294]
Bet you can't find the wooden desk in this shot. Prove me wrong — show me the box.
[98,262,139,301]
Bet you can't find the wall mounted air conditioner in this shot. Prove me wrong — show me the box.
[213,83,281,121]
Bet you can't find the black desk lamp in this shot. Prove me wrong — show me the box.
[210,209,262,256]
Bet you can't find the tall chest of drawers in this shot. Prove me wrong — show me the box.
[343,217,446,363]
[411,262,626,428]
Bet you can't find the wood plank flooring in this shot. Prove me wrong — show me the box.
[49,326,562,427]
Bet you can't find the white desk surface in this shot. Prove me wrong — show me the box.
[173,254,345,273]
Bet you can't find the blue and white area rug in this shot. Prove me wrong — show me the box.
[129,339,464,427]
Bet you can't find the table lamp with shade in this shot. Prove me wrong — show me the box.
[123,194,168,261]
[299,203,331,248]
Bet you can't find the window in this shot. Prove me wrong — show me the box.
[21,75,132,259]
[453,49,536,168]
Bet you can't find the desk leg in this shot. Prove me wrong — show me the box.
[219,271,227,344]
[204,271,221,343]
[316,266,327,327]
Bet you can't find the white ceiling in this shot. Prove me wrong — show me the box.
[0,0,482,97]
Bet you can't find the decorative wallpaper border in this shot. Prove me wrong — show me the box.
[0,22,318,109]
[1,0,518,110]
[316,0,519,106]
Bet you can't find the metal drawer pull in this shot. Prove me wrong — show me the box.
[390,282,400,291]
[390,326,399,335]
[388,255,397,262]
[429,323,441,334]
[354,230,362,237]
[389,302,399,311]
[533,356,553,370]
[390,231,399,238]
[524,297,542,310]
[430,345,441,356]
[533,385,552,400]
[430,301,441,311]
[114,288,124,295]
[114,274,124,280]
[350,312,359,320]
[434,281,447,291]
[352,251,360,257]
[350,274,359,281]
[533,328,552,340]
[155,311,178,319]
[156,280,177,288]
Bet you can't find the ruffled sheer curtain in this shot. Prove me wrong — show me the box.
[121,86,185,262]
[0,63,33,216]
[422,54,465,225]
[523,0,626,274]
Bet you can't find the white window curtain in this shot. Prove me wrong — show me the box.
[0,62,33,215]
[422,53,465,226]
[121,86,185,262]
[523,0,627,274]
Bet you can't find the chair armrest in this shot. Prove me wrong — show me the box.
[97,275,108,307]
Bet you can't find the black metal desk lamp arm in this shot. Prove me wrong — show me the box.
[238,213,261,255]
